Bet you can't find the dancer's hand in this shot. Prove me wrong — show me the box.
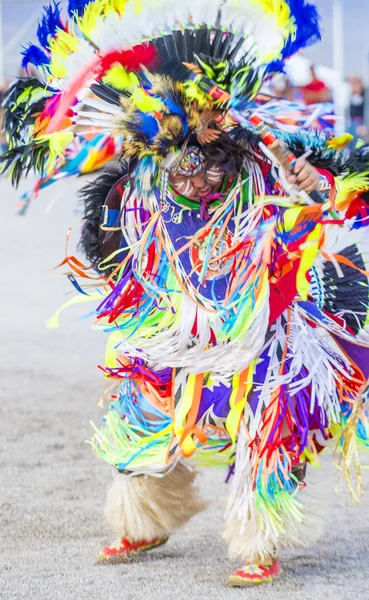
[286,157,320,194]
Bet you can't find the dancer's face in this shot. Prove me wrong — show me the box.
[169,164,225,201]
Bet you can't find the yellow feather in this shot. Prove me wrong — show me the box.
[250,0,295,61]
[326,133,353,151]
[48,57,68,80]
[250,0,293,29]
[48,28,79,59]
[106,0,128,13]
[103,65,139,92]
[335,171,369,210]
[130,88,164,113]
[47,26,81,80]
[76,3,104,37]
[37,131,74,174]
[183,81,210,106]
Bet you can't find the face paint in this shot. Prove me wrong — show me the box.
[206,165,224,184]
[168,146,225,201]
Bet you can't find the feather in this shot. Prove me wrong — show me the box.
[21,44,50,72]
[90,82,122,106]
[0,140,49,187]
[281,0,321,60]
[38,131,75,173]
[37,1,63,48]
[102,65,139,93]
[68,0,92,17]
[98,45,157,75]
[130,89,164,113]
[336,172,369,210]
[327,134,353,151]
[1,78,55,147]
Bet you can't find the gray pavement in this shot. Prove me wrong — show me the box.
[0,177,368,600]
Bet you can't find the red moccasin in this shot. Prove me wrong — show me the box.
[98,535,169,563]
[229,560,281,586]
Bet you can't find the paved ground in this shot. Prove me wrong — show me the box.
[1,176,369,600]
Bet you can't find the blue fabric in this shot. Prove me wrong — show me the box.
[103,208,121,228]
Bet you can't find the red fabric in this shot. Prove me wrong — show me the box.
[346,195,369,220]
[268,260,300,325]
[317,168,336,188]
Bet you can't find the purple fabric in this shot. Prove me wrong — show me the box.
[198,382,232,419]
[336,338,369,379]
[196,346,273,422]
[247,346,272,415]
[158,188,239,302]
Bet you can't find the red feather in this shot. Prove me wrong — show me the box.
[98,44,157,76]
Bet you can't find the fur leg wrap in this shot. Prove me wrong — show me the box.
[224,512,279,563]
[104,461,205,541]
[224,455,334,562]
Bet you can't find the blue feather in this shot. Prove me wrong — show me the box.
[137,112,160,140]
[281,0,321,60]
[37,1,62,48]
[68,0,92,17]
[163,97,183,116]
[21,44,50,72]
[264,59,286,77]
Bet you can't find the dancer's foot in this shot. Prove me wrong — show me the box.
[98,535,169,563]
[229,559,281,587]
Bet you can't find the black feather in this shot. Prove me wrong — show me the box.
[2,77,52,147]
[212,30,223,59]
[0,142,48,187]
[151,28,245,72]
[320,244,368,334]
[278,131,348,176]
[220,32,234,61]
[345,143,369,174]
[90,82,123,106]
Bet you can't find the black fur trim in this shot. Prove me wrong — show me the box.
[79,163,128,267]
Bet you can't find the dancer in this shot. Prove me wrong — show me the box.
[2,0,369,587]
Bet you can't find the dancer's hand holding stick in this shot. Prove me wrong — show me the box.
[248,113,323,205]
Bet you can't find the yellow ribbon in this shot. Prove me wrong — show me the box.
[226,361,256,446]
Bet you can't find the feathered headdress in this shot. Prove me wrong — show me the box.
[1,0,321,186]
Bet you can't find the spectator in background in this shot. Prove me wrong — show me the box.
[348,75,367,139]
[271,74,295,101]
[301,64,331,105]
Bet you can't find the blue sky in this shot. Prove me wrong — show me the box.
[2,0,368,78]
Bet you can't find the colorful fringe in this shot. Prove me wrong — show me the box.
[3,0,369,548]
